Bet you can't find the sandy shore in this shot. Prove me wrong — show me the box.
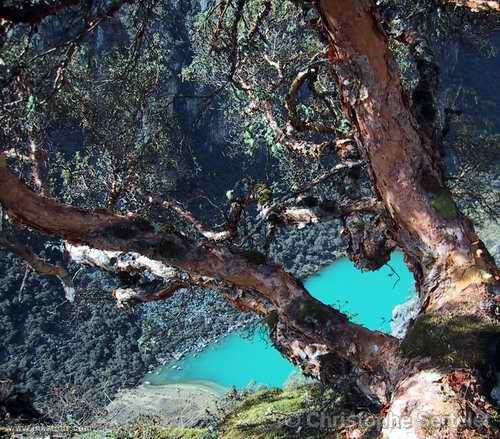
[104,381,227,427]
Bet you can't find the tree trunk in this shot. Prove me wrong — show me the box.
[318,0,499,436]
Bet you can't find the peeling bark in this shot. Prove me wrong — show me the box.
[0,160,400,403]
[318,0,499,436]
[280,197,383,228]
[443,0,500,12]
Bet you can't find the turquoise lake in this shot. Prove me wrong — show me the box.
[144,252,414,389]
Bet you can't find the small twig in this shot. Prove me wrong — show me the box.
[18,265,30,302]
[386,262,401,289]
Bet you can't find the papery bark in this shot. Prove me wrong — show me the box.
[318,0,499,436]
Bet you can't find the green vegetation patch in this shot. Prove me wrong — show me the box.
[401,313,500,368]
[431,188,458,219]
[219,384,381,439]
[254,183,273,206]
[421,172,458,219]
[77,419,209,439]
[220,387,306,439]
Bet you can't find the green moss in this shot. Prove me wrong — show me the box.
[420,172,458,219]
[254,183,273,206]
[219,384,380,439]
[401,313,500,368]
[264,311,279,331]
[76,418,209,439]
[431,189,458,219]
[220,388,307,439]
[156,427,209,439]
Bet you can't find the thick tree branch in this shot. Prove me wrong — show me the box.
[0,0,135,24]
[280,197,383,228]
[0,160,401,403]
[317,0,499,435]
[0,0,79,24]
[443,0,500,11]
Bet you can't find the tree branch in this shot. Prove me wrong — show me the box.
[112,281,189,307]
[280,197,383,228]
[160,197,232,241]
[285,63,337,134]
[442,0,500,11]
[0,233,75,301]
[0,160,400,403]
[0,0,80,24]
[239,159,365,244]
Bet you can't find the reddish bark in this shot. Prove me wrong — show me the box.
[0,158,399,404]
[444,0,500,11]
[0,1,79,24]
[318,0,499,436]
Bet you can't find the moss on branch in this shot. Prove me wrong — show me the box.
[401,313,500,368]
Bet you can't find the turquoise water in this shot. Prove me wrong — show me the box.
[145,252,414,389]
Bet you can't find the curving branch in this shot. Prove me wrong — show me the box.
[285,63,337,134]
[0,158,400,404]
[0,234,75,301]
[161,197,232,241]
[0,1,79,24]
[442,0,500,11]
[0,0,135,24]
[67,242,274,315]
[238,78,331,158]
